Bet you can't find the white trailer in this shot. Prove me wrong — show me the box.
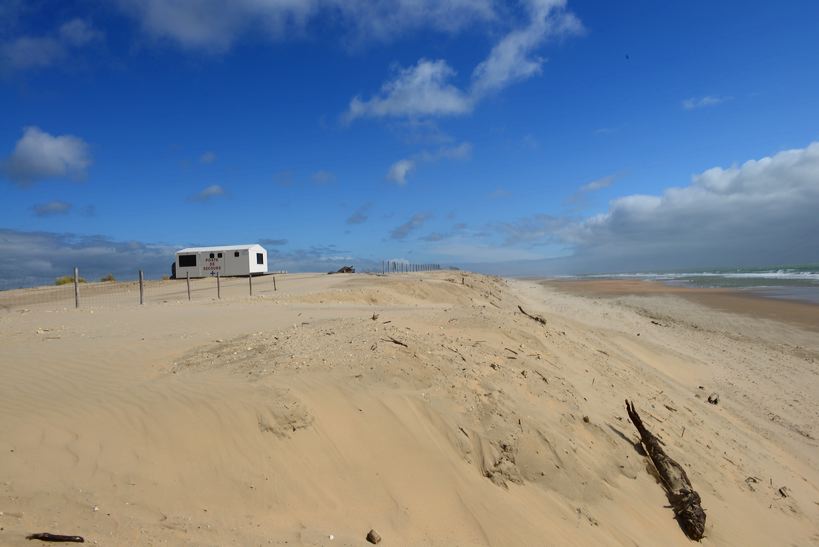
[174,244,268,279]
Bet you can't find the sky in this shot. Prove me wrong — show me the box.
[1,0,819,287]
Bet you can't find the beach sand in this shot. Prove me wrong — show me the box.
[1,273,817,545]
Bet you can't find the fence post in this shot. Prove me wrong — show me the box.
[273,275,277,291]
[217,272,221,299]
[73,267,80,308]
[139,270,144,305]
[186,272,191,301]
[248,274,253,296]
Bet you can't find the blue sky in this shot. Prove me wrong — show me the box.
[2,0,819,286]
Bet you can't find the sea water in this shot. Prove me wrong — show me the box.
[579,265,819,305]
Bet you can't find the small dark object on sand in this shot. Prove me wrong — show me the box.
[366,529,382,544]
[707,393,719,405]
[517,305,546,325]
[626,400,706,540]
[26,533,85,543]
[328,266,355,274]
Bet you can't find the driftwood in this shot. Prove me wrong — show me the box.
[517,305,546,325]
[381,336,408,348]
[625,400,706,540]
[26,533,85,543]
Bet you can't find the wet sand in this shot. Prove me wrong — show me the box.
[541,279,819,333]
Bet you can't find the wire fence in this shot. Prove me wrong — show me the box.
[0,262,448,312]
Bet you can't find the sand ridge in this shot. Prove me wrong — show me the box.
[1,272,818,545]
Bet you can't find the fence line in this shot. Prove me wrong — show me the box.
[0,264,451,312]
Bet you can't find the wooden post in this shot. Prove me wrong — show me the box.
[273,275,277,291]
[73,267,80,309]
[186,272,191,301]
[139,270,144,305]
[248,274,253,296]
[216,272,221,299]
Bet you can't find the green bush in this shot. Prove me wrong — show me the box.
[100,273,116,282]
[55,275,86,285]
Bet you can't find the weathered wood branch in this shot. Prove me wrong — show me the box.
[26,532,85,543]
[517,306,546,325]
[625,399,706,541]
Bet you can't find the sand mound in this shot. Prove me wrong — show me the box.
[1,272,818,545]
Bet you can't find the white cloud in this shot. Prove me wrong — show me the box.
[2,126,92,186]
[1,36,64,69]
[345,0,581,121]
[190,184,226,201]
[385,142,471,185]
[682,95,731,110]
[555,142,819,269]
[579,175,614,192]
[312,170,336,184]
[471,0,581,98]
[386,159,415,185]
[346,59,472,121]
[58,18,103,46]
[32,200,72,217]
[116,0,495,52]
[390,212,431,239]
[1,18,101,71]
[200,151,217,164]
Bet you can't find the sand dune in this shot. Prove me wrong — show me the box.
[1,273,817,545]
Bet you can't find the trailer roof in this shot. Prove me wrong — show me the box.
[177,244,263,253]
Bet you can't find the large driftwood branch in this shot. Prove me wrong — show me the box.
[517,306,546,325]
[625,400,706,541]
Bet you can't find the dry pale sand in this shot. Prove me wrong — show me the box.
[1,272,818,546]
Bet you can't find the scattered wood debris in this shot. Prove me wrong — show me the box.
[366,529,382,544]
[626,400,706,540]
[371,313,379,321]
[517,305,546,325]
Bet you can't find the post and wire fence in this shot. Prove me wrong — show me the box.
[0,262,450,312]
[380,261,442,274]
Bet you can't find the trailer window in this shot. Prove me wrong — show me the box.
[256,253,264,265]
[234,251,240,257]
[217,253,222,258]
[179,255,196,267]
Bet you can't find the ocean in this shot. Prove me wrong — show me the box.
[578,265,819,305]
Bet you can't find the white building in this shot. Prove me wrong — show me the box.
[174,244,268,278]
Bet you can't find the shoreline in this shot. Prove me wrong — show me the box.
[538,278,819,333]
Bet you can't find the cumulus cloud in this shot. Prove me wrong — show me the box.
[0,18,101,71]
[189,184,225,202]
[497,214,568,245]
[471,0,582,98]
[477,142,819,274]
[390,212,431,239]
[0,229,176,290]
[259,238,288,246]
[346,203,372,225]
[386,159,415,185]
[345,0,581,121]
[385,142,471,185]
[312,170,336,184]
[566,174,616,206]
[2,127,92,186]
[116,0,494,52]
[32,200,73,217]
[58,19,103,46]
[682,95,731,110]
[346,59,472,121]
